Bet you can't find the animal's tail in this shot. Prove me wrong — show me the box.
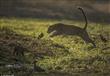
[78,7,88,30]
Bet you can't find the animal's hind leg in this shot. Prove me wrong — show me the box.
[91,41,96,48]
[81,35,96,47]
[80,32,96,48]
[88,39,96,48]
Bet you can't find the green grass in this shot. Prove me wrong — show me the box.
[0,17,110,76]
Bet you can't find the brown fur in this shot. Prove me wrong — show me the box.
[47,8,96,47]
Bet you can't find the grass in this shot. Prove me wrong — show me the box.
[0,17,110,76]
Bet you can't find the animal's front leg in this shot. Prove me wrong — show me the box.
[49,30,59,37]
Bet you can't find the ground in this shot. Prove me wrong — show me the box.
[0,17,110,76]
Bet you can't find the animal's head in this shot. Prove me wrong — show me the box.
[47,26,54,33]
[47,24,59,34]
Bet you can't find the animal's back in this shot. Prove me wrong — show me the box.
[54,23,84,35]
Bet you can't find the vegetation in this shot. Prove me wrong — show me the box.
[0,17,110,76]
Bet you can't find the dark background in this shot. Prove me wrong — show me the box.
[0,0,110,24]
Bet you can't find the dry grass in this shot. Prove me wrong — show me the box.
[0,17,110,76]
